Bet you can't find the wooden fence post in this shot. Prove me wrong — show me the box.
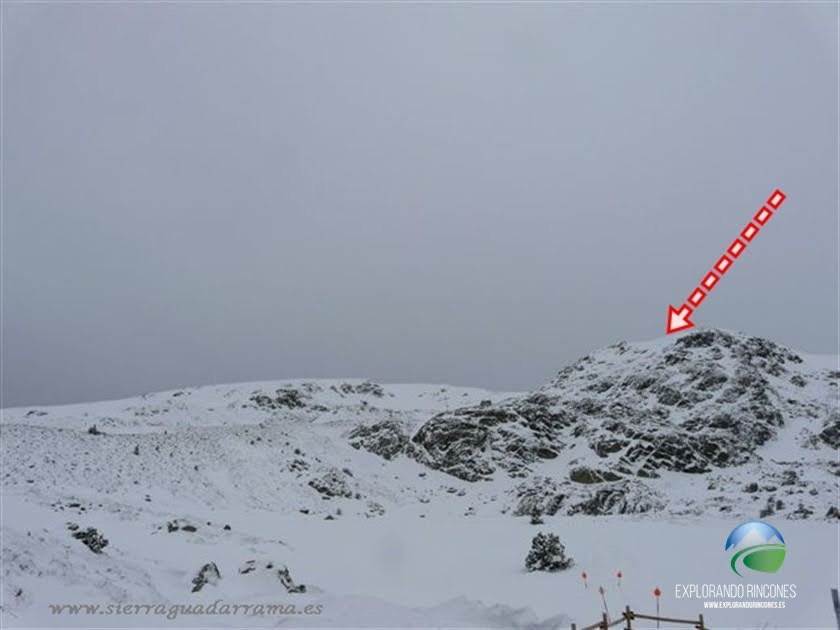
[571,624,577,630]
[697,613,705,630]
[601,612,609,629]
[623,605,633,629]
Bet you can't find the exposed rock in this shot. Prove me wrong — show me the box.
[71,527,108,553]
[819,411,840,449]
[569,466,622,484]
[759,497,780,519]
[780,469,799,486]
[166,519,197,533]
[278,566,306,593]
[335,381,385,398]
[408,398,566,481]
[408,414,496,481]
[250,387,307,410]
[409,329,805,483]
[566,480,664,516]
[191,562,221,592]
[790,503,814,519]
[365,501,385,517]
[513,477,663,517]
[348,420,409,460]
[308,468,352,498]
[512,477,566,517]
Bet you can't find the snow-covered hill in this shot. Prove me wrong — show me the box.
[1,330,837,628]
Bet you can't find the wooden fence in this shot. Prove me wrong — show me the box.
[572,606,707,630]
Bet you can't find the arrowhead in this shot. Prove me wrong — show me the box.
[666,304,695,335]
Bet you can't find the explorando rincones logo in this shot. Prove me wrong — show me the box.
[725,520,786,576]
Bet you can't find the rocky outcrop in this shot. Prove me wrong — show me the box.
[333,381,386,398]
[238,561,306,593]
[409,330,809,483]
[569,466,622,484]
[566,480,664,516]
[70,526,109,553]
[191,562,221,592]
[512,477,566,517]
[308,468,353,498]
[407,397,567,481]
[250,387,308,410]
[349,420,409,460]
[166,519,197,533]
[819,411,840,449]
[278,566,306,593]
[511,476,663,516]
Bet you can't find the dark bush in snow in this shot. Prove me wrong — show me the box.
[524,532,573,572]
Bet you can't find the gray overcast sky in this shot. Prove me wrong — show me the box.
[2,2,838,407]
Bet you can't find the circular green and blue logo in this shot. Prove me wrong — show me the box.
[725,520,786,576]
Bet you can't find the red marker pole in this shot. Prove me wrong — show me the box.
[653,587,662,628]
[616,570,622,588]
[581,571,588,589]
[666,188,786,334]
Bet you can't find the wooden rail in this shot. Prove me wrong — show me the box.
[572,606,707,630]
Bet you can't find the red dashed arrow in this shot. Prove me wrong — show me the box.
[665,188,787,334]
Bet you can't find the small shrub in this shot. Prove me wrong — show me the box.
[525,532,573,572]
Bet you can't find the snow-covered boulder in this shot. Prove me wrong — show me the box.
[308,468,353,498]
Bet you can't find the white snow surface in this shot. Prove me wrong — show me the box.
[1,332,838,629]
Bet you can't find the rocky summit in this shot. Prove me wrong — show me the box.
[409,330,820,479]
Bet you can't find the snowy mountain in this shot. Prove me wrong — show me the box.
[1,329,837,628]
